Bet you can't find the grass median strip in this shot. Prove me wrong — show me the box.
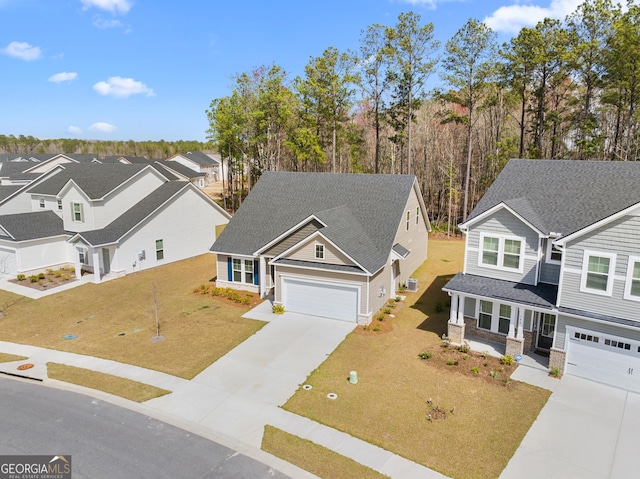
[0,353,28,363]
[47,362,171,402]
[262,425,389,479]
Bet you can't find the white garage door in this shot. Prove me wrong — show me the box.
[282,277,358,322]
[0,246,17,277]
[566,327,640,393]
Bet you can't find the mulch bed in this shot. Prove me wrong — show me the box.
[9,268,80,291]
[419,343,519,387]
[354,299,407,335]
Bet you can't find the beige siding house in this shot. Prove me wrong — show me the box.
[211,172,430,324]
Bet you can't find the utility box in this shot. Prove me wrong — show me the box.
[406,278,418,292]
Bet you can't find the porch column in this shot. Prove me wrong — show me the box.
[508,310,516,338]
[92,250,101,284]
[449,293,458,322]
[457,296,465,325]
[259,256,266,298]
[74,250,82,280]
[516,308,525,340]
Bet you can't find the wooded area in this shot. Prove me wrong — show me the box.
[207,0,640,232]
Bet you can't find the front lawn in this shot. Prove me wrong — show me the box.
[282,240,550,479]
[0,255,265,379]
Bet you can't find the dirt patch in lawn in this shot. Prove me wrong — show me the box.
[283,239,551,479]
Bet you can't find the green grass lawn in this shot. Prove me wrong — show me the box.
[282,239,551,479]
[0,255,265,379]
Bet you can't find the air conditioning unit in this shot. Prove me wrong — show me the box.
[406,278,418,292]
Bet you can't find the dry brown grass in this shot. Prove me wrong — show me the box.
[0,352,27,363]
[47,362,171,402]
[262,425,389,479]
[283,240,551,479]
[0,255,265,379]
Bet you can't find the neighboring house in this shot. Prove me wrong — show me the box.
[166,152,221,184]
[211,172,430,324]
[443,159,640,392]
[0,163,230,282]
[156,160,206,187]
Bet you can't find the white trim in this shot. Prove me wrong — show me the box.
[254,214,327,255]
[556,201,640,247]
[579,250,617,297]
[314,242,325,260]
[561,310,640,332]
[270,230,370,274]
[270,260,368,276]
[545,239,562,265]
[623,255,640,302]
[462,229,468,275]
[460,202,545,236]
[478,232,526,274]
[412,179,432,232]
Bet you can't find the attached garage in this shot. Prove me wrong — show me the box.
[281,277,359,322]
[0,245,17,276]
[565,326,640,393]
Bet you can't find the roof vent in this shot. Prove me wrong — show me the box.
[406,278,418,292]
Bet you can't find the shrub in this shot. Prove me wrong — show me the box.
[363,324,370,331]
[37,272,45,280]
[471,367,480,374]
[458,342,470,354]
[54,270,63,278]
[395,296,401,302]
[16,274,25,281]
[446,360,458,366]
[382,308,392,315]
[29,275,38,283]
[549,366,561,378]
[463,355,468,360]
[418,351,432,360]
[373,323,381,332]
[272,304,285,314]
[60,274,70,281]
[46,269,54,275]
[435,301,444,313]
[398,283,407,293]
[500,355,515,366]
[490,370,499,378]
[376,314,385,322]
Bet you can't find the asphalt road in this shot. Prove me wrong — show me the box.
[0,377,291,479]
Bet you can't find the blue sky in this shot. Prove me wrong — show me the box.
[0,0,587,142]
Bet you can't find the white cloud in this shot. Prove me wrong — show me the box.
[396,0,462,8]
[2,41,42,61]
[49,72,78,83]
[484,0,583,34]
[93,76,155,98]
[89,122,117,133]
[80,0,131,14]
[68,126,82,135]
[93,17,123,29]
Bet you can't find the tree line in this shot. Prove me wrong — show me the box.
[0,135,207,160]
[206,0,639,231]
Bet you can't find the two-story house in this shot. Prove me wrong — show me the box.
[211,172,430,324]
[443,159,640,392]
[0,163,230,282]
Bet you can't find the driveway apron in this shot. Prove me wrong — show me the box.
[500,375,640,479]
[144,313,354,446]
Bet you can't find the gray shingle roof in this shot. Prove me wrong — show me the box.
[0,186,24,202]
[392,243,410,258]
[468,159,640,236]
[159,161,205,179]
[27,164,149,198]
[0,211,67,241]
[211,172,417,274]
[74,182,188,246]
[101,156,149,164]
[184,152,215,165]
[443,273,558,309]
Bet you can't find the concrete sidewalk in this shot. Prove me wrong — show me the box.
[0,310,448,479]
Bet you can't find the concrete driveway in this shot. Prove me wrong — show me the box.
[501,375,640,479]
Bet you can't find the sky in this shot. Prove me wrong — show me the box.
[0,0,590,143]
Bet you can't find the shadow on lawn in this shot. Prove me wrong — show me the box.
[412,274,455,337]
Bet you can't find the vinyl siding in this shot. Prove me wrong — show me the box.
[15,236,71,273]
[391,184,428,284]
[60,184,94,232]
[287,238,355,266]
[25,156,74,174]
[263,220,323,256]
[539,239,561,284]
[559,215,640,323]
[465,209,539,285]
[554,314,640,350]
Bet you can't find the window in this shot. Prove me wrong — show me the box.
[406,211,410,231]
[624,257,640,301]
[155,239,164,260]
[244,259,253,283]
[57,199,63,211]
[315,243,325,260]
[574,331,599,343]
[546,240,562,264]
[498,304,511,334]
[72,202,83,222]
[541,313,556,337]
[77,247,87,265]
[479,234,524,272]
[478,300,492,330]
[230,257,255,284]
[38,197,45,209]
[416,207,419,225]
[580,251,615,295]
